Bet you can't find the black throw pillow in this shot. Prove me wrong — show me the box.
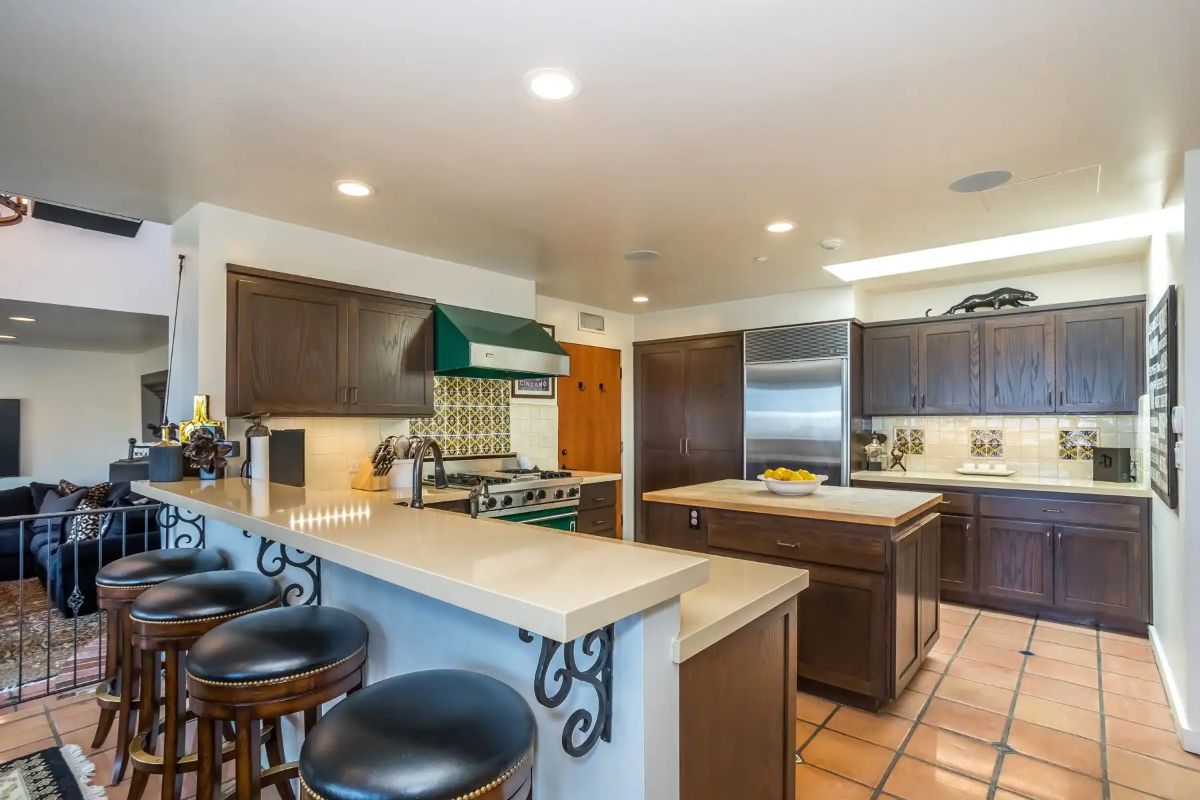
[37,488,88,540]
[0,486,36,517]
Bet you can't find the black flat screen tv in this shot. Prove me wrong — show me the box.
[0,399,19,477]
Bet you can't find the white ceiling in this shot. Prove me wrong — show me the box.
[0,299,168,354]
[0,1,1196,313]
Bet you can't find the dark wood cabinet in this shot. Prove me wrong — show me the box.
[862,326,918,415]
[634,334,743,539]
[978,518,1054,606]
[227,266,433,417]
[918,321,980,414]
[796,562,888,699]
[939,513,975,598]
[982,314,1054,414]
[576,481,618,537]
[1055,303,1143,414]
[1054,525,1142,619]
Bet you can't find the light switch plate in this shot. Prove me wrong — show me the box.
[1172,405,1185,434]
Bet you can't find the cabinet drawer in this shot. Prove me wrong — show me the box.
[580,481,617,510]
[979,494,1143,530]
[576,506,616,536]
[707,510,886,572]
[932,491,975,516]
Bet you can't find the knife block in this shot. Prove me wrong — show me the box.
[351,461,390,492]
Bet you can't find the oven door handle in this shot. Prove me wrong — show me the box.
[520,511,579,524]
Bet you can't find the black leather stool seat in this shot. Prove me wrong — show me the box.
[95,548,226,588]
[186,606,368,685]
[130,570,281,625]
[299,670,535,800]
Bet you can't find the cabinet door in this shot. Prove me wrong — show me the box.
[983,314,1055,414]
[347,297,434,416]
[978,518,1054,606]
[1055,304,1143,413]
[683,335,744,456]
[794,562,888,699]
[862,326,919,415]
[940,513,976,597]
[635,343,690,539]
[1055,525,1143,621]
[918,321,980,414]
[231,275,349,415]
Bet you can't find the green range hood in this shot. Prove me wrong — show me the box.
[435,304,570,379]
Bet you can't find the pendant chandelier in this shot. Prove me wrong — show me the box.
[0,194,32,227]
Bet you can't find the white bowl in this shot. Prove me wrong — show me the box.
[757,474,828,496]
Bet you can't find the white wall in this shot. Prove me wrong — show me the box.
[536,295,636,538]
[857,261,1147,322]
[0,344,165,490]
[0,216,173,315]
[633,286,857,342]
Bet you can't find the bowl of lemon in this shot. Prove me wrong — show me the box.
[757,468,827,496]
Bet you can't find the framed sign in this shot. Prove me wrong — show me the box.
[1147,286,1177,508]
[512,324,558,399]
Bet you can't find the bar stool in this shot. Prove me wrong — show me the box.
[127,570,283,800]
[185,606,369,800]
[298,670,535,800]
[94,548,227,785]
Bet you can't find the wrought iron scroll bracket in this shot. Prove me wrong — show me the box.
[242,531,322,606]
[156,505,206,548]
[518,625,614,758]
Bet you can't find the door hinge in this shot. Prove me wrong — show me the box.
[619,366,623,379]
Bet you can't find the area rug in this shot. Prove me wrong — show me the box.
[0,579,102,691]
[0,744,106,800]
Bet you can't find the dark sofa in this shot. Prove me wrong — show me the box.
[1,482,161,616]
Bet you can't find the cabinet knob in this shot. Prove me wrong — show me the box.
[1042,508,1062,513]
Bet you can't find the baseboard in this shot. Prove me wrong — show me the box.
[1148,624,1200,753]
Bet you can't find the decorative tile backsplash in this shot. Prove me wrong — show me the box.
[871,414,1147,480]
[1058,429,1099,461]
[409,377,512,456]
[969,429,1005,459]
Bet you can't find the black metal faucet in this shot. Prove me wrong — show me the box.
[409,437,448,509]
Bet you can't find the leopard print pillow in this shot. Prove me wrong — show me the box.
[61,481,113,543]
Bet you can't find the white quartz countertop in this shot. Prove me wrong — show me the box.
[136,478,704,643]
[850,470,1153,498]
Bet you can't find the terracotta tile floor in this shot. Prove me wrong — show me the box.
[796,602,1200,800]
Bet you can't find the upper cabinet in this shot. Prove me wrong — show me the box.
[862,326,919,415]
[862,298,1144,416]
[1055,303,1143,414]
[918,321,980,414]
[227,266,434,417]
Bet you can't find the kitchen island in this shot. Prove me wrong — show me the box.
[643,479,942,709]
[136,478,807,800]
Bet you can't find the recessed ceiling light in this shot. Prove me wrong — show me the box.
[623,249,662,262]
[764,220,796,234]
[949,170,1013,193]
[8,316,35,323]
[824,206,1184,282]
[0,334,16,340]
[334,180,374,198]
[820,239,843,251]
[524,68,581,102]
[753,256,769,262]
[632,295,649,303]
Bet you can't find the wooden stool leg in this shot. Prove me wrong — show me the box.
[264,717,296,800]
[127,648,159,800]
[161,645,187,800]
[112,610,138,785]
[302,707,320,734]
[196,717,222,800]
[233,710,261,800]
[92,609,120,749]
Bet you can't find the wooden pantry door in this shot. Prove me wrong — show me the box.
[557,342,623,530]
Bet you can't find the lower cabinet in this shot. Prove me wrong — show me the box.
[939,513,976,598]
[978,518,1055,606]
[1055,525,1143,619]
[794,563,888,699]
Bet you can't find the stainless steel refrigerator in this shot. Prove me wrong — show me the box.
[744,322,864,486]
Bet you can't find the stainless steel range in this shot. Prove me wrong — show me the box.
[423,457,582,529]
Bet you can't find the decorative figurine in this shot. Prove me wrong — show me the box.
[179,394,224,443]
[148,421,184,482]
[183,427,238,480]
[926,287,1037,317]
[888,443,907,472]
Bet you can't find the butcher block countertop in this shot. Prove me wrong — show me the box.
[643,480,943,527]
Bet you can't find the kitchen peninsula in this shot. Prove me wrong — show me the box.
[135,477,808,800]
[643,479,942,709]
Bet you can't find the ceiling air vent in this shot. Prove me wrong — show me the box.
[577,311,606,334]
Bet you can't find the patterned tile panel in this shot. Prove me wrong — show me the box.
[408,377,513,456]
[1058,428,1098,461]
[969,429,1004,459]
[895,428,925,456]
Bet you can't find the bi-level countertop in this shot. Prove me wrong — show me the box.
[136,478,807,661]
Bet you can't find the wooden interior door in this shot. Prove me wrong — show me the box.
[683,335,744,483]
[635,341,689,539]
[557,342,622,528]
